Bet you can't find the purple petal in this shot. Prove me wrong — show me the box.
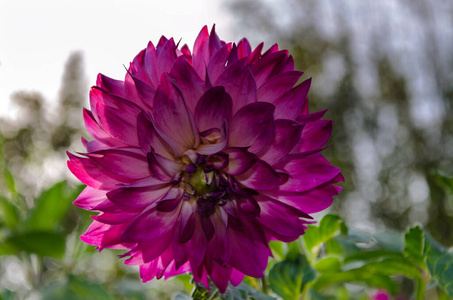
[251,50,292,88]
[291,119,332,154]
[153,74,199,152]
[83,109,124,147]
[156,38,178,78]
[228,102,275,153]
[237,38,252,59]
[136,112,174,159]
[81,221,134,250]
[179,201,197,243]
[257,71,303,103]
[96,73,126,98]
[73,186,108,210]
[194,86,232,132]
[86,148,151,180]
[224,148,258,176]
[256,194,310,238]
[275,153,341,192]
[235,160,280,191]
[169,56,206,114]
[107,184,171,208]
[259,119,303,166]
[124,233,172,265]
[296,109,328,124]
[193,25,224,79]
[207,43,232,83]
[209,262,232,294]
[214,60,257,114]
[273,78,311,120]
[229,229,268,278]
[264,184,342,214]
[122,204,181,242]
[67,152,131,189]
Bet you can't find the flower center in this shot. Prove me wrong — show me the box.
[187,167,217,196]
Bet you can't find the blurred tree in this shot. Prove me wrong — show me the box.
[227,0,453,242]
[0,52,87,201]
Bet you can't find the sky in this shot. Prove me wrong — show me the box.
[0,0,232,116]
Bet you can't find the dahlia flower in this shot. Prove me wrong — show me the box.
[68,25,343,293]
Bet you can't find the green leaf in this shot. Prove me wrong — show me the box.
[433,172,453,195]
[433,252,453,296]
[3,168,16,194]
[373,231,404,252]
[423,230,447,275]
[40,275,113,300]
[0,241,17,256]
[23,181,83,231]
[313,256,341,273]
[344,250,405,264]
[313,269,398,295]
[269,254,315,300]
[304,215,343,255]
[0,195,19,229]
[361,258,421,278]
[404,226,425,267]
[6,231,65,258]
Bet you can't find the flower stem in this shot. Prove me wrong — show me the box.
[415,277,426,300]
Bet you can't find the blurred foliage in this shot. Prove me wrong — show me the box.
[228,0,453,243]
[1,0,453,298]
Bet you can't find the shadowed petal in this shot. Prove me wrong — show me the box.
[235,160,280,191]
[169,56,206,114]
[107,184,171,208]
[228,102,275,153]
[194,86,232,132]
[275,153,341,192]
[153,74,199,152]
[291,119,332,154]
[122,203,182,242]
[214,60,257,114]
[224,147,258,176]
[259,119,303,166]
[273,78,311,120]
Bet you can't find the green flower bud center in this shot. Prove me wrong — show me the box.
[188,167,216,196]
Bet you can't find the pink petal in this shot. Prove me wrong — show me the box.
[122,204,182,242]
[194,86,232,132]
[67,152,130,189]
[257,71,303,103]
[207,43,232,83]
[136,112,174,159]
[259,119,303,166]
[169,56,206,114]
[276,153,341,192]
[81,221,134,250]
[73,186,108,210]
[229,229,268,278]
[86,148,151,180]
[228,102,275,153]
[107,184,172,208]
[264,184,342,214]
[125,232,173,265]
[153,74,199,153]
[256,194,310,239]
[235,160,280,191]
[224,147,258,176]
[214,60,257,114]
[251,50,292,88]
[292,119,332,153]
[273,78,311,120]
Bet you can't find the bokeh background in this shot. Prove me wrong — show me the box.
[0,0,452,299]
